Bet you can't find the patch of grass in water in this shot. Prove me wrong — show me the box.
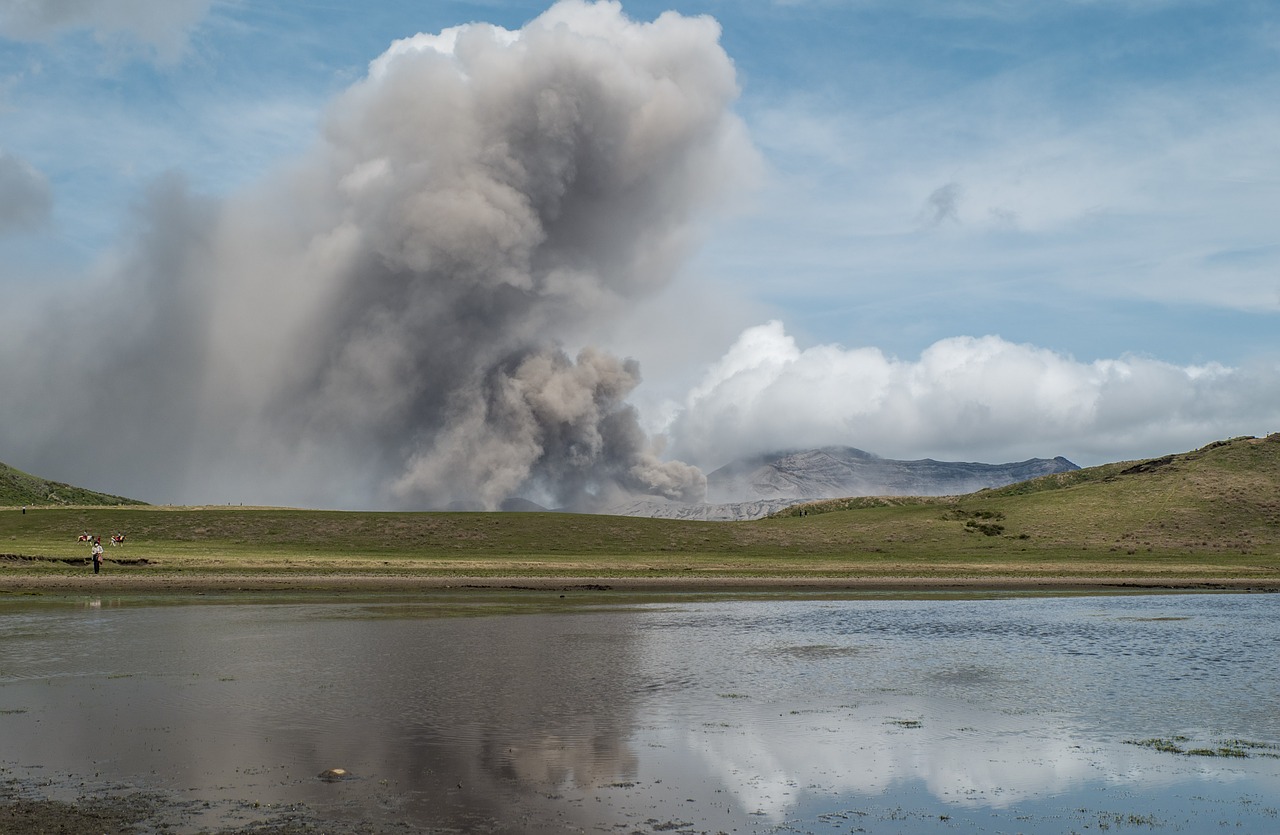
[1186,746,1249,758]
[1097,811,1161,828]
[1128,735,1276,758]
[1223,738,1280,756]
[886,718,923,729]
[1129,735,1189,754]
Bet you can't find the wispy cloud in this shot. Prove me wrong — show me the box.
[0,0,215,63]
[726,37,1280,327]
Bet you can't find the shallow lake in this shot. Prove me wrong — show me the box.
[2,591,1278,833]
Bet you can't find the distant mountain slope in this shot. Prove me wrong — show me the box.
[0,461,147,507]
[588,446,1080,520]
[706,446,1079,504]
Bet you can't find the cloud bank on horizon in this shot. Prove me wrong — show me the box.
[668,321,1275,469]
[0,0,1277,508]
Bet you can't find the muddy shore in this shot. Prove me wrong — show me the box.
[0,784,367,835]
[3,571,1278,594]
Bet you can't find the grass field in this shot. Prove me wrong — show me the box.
[2,435,1277,588]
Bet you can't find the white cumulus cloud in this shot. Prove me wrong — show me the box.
[666,321,1279,469]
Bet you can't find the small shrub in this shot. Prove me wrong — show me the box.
[965,520,1005,536]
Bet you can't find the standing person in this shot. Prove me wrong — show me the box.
[91,538,103,575]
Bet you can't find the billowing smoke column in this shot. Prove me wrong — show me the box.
[0,1,751,509]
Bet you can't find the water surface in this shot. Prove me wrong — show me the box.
[2,592,1277,832]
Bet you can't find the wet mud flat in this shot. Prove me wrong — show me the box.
[0,788,165,835]
[1,769,444,834]
[0,779,317,835]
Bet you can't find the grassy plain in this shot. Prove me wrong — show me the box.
[1,435,1277,591]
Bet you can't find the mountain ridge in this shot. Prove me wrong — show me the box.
[4,447,1081,519]
[706,446,1078,504]
[586,447,1079,520]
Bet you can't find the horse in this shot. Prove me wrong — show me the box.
[111,534,126,546]
[77,532,91,542]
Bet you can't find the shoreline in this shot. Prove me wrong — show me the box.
[3,572,1278,594]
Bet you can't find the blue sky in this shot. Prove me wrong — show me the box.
[1,1,1278,506]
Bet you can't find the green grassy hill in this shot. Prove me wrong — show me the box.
[0,461,146,508]
[1,435,1276,582]
[782,434,1280,556]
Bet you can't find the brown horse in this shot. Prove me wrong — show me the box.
[111,534,126,546]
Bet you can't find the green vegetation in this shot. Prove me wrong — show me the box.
[0,435,1277,583]
[0,461,145,508]
[1127,736,1280,759]
[775,433,1280,560]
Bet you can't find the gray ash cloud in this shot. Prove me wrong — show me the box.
[0,2,752,508]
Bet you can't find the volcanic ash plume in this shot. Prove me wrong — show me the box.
[393,348,706,510]
[1,1,750,509]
